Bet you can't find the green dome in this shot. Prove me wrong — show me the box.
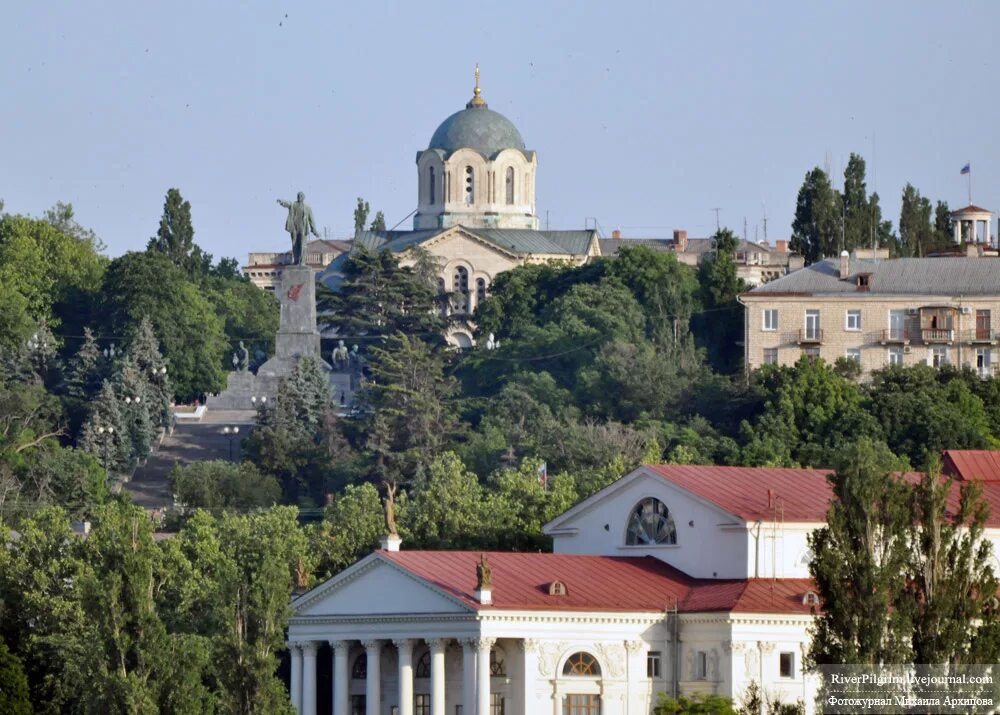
[428,105,526,158]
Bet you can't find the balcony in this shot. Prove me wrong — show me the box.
[921,328,954,343]
[880,329,911,345]
[797,329,823,345]
[963,329,999,345]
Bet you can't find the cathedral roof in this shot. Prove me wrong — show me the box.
[427,69,527,158]
[427,106,526,158]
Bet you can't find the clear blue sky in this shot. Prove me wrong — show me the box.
[3,1,998,259]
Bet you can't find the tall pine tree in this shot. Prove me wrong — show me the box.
[127,317,172,430]
[78,380,131,474]
[146,188,210,276]
[791,167,843,263]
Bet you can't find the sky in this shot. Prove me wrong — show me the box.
[3,1,999,260]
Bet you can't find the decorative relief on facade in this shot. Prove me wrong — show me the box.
[537,641,568,677]
[595,642,626,677]
[624,639,644,654]
[758,641,775,654]
[708,649,720,681]
[745,647,759,673]
[520,638,539,653]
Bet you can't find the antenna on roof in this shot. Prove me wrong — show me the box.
[711,208,722,232]
[762,203,768,242]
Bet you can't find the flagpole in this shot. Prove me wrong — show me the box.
[969,163,973,205]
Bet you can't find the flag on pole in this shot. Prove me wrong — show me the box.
[537,461,548,490]
[961,163,971,175]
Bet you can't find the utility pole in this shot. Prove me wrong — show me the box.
[762,203,768,242]
[743,217,748,243]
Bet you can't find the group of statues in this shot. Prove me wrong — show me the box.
[330,339,364,373]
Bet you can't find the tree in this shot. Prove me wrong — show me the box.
[695,228,748,373]
[401,452,487,548]
[171,460,281,513]
[321,247,444,340]
[369,210,386,231]
[65,327,103,405]
[146,188,210,276]
[43,201,105,254]
[867,365,992,467]
[898,183,934,257]
[0,641,31,715]
[126,317,172,429]
[933,201,953,249]
[311,482,385,578]
[808,439,914,666]
[113,355,155,467]
[203,274,279,364]
[741,358,881,467]
[100,251,227,401]
[360,332,460,486]
[790,167,843,263]
[908,461,1000,664]
[654,692,737,714]
[353,197,370,232]
[78,380,132,474]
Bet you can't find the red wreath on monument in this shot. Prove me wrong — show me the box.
[287,283,304,302]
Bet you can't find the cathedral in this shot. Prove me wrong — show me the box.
[320,68,600,348]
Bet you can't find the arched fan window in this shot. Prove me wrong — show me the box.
[625,497,677,545]
[562,652,601,676]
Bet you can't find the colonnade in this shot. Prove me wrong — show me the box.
[286,636,496,715]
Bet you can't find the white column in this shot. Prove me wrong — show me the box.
[518,639,539,715]
[461,639,477,715]
[289,642,303,714]
[429,638,448,715]
[301,642,318,715]
[362,640,382,715]
[475,638,495,715]
[330,640,350,715]
[395,638,414,715]
[955,220,962,244]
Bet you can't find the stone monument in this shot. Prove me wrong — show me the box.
[207,194,341,411]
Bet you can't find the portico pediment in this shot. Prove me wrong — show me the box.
[415,226,522,262]
[292,553,472,618]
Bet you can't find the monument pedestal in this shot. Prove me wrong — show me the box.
[208,264,341,412]
[258,265,328,378]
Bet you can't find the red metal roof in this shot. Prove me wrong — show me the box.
[379,550,817,615]
[645,464,835,522]
[647,463,1000,527]
[942,450,1000,482]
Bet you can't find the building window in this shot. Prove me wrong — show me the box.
[351,695,367,715]
[352,653,367,679]
[415,651,431,677]
[505,167,515,205]
[647,651,661,678]
[802,347,820,361]
[977,348,993,377]
[563,695,600,715]
[562,652,601,676]
[453,266,470,313]
[694,651,707,680]
[491,694,505,715]
[490,649,506,676]
[779,652,795,679]
[625,497,677,545]
[977,309,992,340]
[476,277,487,305]
[415,694,430,715]
[762,309,778,331]
[888,347,903,366]
[931,346,948,368]
[846,309,862,331]
[804,309,821,341]
[763,348,778,365]
[464,166,474,204]
[846,348,861,363]
[429,167,436,204]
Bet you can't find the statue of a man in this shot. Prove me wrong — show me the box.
[331,339,349,371]
[276,192,320,266]
[383,481,399,537]
[236,341,250,372]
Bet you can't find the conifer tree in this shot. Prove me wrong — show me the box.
[78,380,131,474]
[114,355,154,465]
[146,188,210,276]
[127,317,172,429]
[66,327,102,403]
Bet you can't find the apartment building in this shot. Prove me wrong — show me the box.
[740,247,1000,378]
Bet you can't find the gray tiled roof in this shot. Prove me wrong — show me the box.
[749,257,1000,296]
[597,236,765,257]
[350,227,595,257]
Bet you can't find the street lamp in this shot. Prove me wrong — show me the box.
[96,425,115,471]
[222,425,240,461]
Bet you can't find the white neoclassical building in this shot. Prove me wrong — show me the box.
[287,456,1000,715]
